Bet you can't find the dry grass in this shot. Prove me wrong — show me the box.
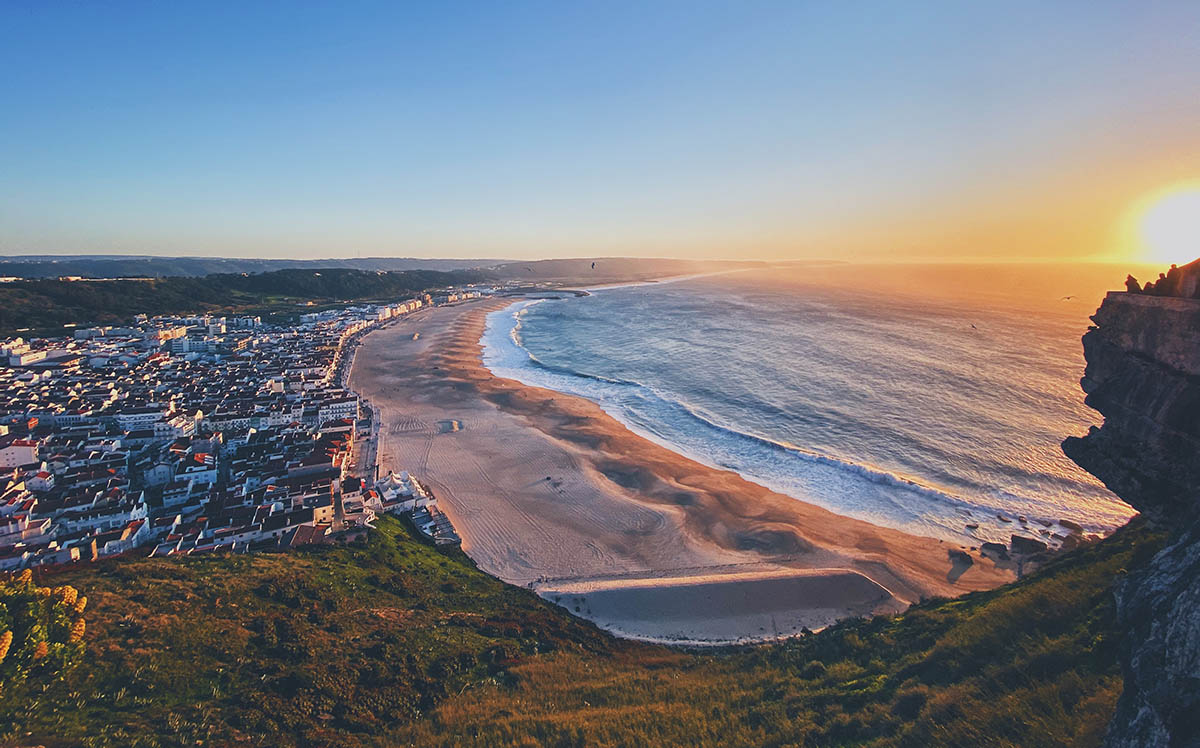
[0,516,1161,747]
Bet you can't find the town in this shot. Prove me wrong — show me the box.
[0,288,486,569]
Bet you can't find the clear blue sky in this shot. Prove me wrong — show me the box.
[1,1,1197,260]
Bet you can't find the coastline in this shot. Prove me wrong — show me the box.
[570,267,754,294]
[350,298,1016,644]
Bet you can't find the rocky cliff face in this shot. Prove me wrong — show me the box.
[1063,293,1200,518]
[1062,271,1200,747]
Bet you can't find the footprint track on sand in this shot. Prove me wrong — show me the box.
[388,416,428,434]
[465,455,558,546]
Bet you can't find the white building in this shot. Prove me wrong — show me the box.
[0,439,38,468]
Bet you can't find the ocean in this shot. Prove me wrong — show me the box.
[481,263,1140,545]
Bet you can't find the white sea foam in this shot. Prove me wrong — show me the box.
[481,281,1135,546]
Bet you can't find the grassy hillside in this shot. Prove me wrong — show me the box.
[0,516,1161,747]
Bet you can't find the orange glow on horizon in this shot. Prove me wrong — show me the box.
[1125,182,1200,267]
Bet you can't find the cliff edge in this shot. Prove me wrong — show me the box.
[1063,258,1200,747]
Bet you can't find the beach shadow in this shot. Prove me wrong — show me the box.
[947,556,973,583]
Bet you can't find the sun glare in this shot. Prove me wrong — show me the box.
[1137,184,1200,266]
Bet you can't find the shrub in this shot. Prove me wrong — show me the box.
[0,571,88,692]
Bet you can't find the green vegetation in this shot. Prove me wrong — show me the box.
[0,256,498,279]
[0,268,487,334]
[0,570,88,694]
[0,517,1161,747]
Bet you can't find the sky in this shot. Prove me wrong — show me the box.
[1,1,1198,262]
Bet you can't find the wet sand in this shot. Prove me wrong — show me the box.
[544,569,894,645]
[350,299,1015,643]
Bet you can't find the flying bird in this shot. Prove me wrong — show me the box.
[591,262,596,269]
[1060,295,1075,300]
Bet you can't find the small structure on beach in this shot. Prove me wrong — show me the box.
[369,470,459,545]
[410,505,461,546]
[371,470,432,514]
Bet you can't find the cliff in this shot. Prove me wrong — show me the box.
[1063,292,1200,517]
[1062,260,1200,747]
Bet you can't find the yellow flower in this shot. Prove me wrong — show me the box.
[15,569,32,585]
[33,641,49,660]
[0,630,12,663]
[69,619,86,644]
[74,596,88,614]
[56,586,78,605]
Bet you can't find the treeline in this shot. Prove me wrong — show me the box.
[0,256,501,279]
[0,268,488,334]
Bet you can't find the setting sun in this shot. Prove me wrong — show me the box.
[1138,184,1200,266]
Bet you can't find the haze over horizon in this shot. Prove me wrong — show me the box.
[2,1,1198,264]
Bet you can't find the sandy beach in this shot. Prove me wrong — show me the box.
[350,298,1015,643]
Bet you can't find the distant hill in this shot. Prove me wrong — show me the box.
[0,255,506,279]
[0,255,765,282]
[0,268,488,334]
[490,257,764,284]
[0,258,766,335]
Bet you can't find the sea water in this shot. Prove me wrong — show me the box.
[482,263,1140,545]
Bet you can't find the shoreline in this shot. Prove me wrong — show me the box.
[349,298,1016,644]
[482,294,1127,544]
[570,267,754,294]
[543,567,898,646]
[483,298,985,543]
